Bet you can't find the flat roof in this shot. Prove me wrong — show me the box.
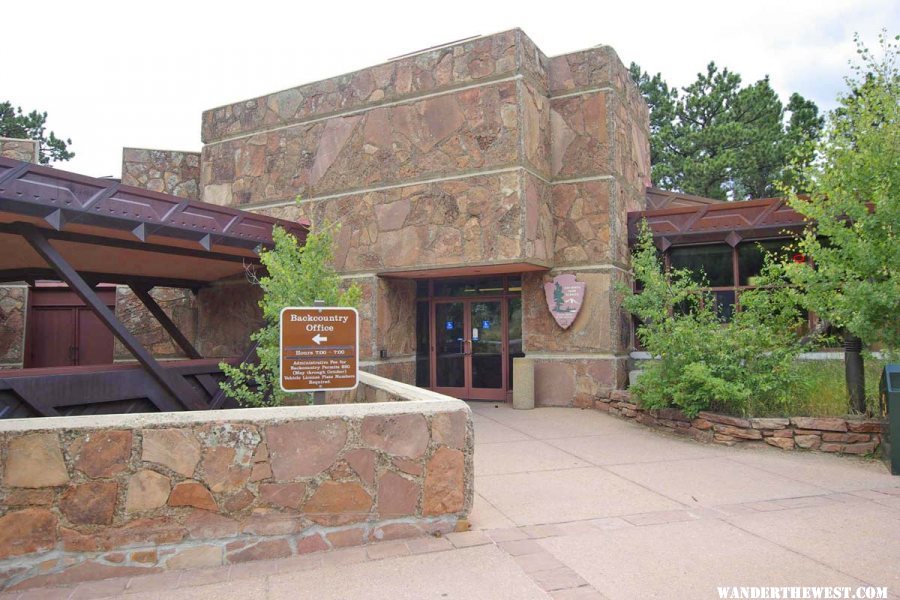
[0,157,309,288]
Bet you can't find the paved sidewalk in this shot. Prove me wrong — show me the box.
[5,404,899,599]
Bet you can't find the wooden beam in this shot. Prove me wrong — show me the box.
[0,268,206,290]
[18,223,208,411]
[130,285,202,359]
[0,222,258,265]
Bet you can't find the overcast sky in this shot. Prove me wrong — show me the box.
[4,0,898,177]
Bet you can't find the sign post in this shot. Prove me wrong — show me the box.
[279,303,359,403]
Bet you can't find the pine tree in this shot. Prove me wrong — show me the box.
[553,282,565,312]
[629,63,822,199]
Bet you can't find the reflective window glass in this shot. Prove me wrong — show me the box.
[737,240,792,286]
[434,278,504,297]
[669,245,734,287]
[415,301,430,387]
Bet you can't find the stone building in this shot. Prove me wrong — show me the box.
[0,29,651,406]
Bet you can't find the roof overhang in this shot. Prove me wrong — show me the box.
[0,157,308,288]
[377,259,550,279]
[628,197,808,248]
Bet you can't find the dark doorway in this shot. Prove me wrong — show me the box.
[416,276,522,401]
[26,287,116,368]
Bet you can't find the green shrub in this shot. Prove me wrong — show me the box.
[218,223,360,407]
[623,223,814,418]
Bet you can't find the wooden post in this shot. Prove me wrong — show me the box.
[312,299,327,406]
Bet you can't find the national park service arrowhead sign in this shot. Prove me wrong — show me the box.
[544,274,585,329]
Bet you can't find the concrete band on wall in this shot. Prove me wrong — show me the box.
[0,373,474,591]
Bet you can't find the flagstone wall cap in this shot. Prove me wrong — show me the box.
[0,372,469,433]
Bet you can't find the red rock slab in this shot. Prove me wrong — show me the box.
[0,508,57,560]
[303,481,373,526]
[423,447,466,516]
[60,481,118,526]
[360,414,429,458]
[73,430,133,478]
[266,419,348,480]
[168,481,218,511]
[377,472,420,517]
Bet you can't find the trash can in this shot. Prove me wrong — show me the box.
[513,357,534,410]
[880,364,900,475]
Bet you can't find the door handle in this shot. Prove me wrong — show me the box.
[464,340,472,356]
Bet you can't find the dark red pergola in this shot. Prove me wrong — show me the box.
[0,157,308,419]
[629,195,809,250]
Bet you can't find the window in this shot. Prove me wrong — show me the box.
[415,301,430,387]
[669,245,734,287]
[663,239,796,323]
[630,237,809,347]
[737,240,792,286]
[433,277,504,297]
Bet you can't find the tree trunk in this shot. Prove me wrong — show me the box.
[844,334,866,414]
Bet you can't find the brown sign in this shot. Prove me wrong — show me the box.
[280,307,359,392]
[544,274,585,329]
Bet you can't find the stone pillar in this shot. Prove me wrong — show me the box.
[512,357,535,409]
[0,137,39,163]
[522,45,651,406]
[113,287,199,362]
[0,138,39,369]
[196,277,263,358]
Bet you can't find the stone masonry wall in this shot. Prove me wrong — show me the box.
[114,287,199,362]
[520,43,650,403]
[0,376,473,591]
[117,148,204,361]
[121,148,201,200]
[0,139,38,369]
[0,286,27,369]
[0,137,39,163]
[197,30,651,400]
[196,278,263,358]
[597,390,887,455]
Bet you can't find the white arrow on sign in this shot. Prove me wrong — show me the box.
[312,334,328,345]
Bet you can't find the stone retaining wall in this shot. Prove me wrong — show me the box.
[596,391,886,455]
[0,374,473,590]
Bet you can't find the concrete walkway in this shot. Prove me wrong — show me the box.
[6,404,900,599]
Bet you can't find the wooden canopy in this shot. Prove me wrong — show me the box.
[0,156,307,419]
[629,195,808,249]
[0,156,308,289]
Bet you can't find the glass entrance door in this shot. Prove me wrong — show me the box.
[417,276,522,402]
[432,298,507,401]
[434,301,466,393]
[469,300,505,399]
